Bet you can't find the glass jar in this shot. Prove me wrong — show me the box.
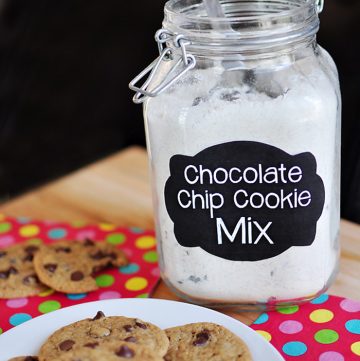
[130,0,341,309]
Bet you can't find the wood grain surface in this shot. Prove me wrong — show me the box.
[1,146,359,325]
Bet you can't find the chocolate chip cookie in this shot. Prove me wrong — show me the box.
[8,357,39,361]
[164,322,252,361]
[56,341,164,361]
[33,240,127,293]
[38,311,169,361]
[0,244,47,298]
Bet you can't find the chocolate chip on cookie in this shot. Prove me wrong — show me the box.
[43,264,57,273]
[22,274,41,286]
[123,324,134,332]
[135,321,148,329]
[92,311,105,320]
[8,356,39,361]
[0,244,47,299]
[124,336,137,343]
[84,238,95,247]
[0,267,18,279]
[55,247,72,253]
[33,240,127,294]
[39,314,169,361]
[116,345,135,357]
[83,342,99,349]
[23,246,40,262]
[193,330,210,346]
[70,271,84,281]
[59,340,75,351]
[55,341,163,361]
[165,322,252,361]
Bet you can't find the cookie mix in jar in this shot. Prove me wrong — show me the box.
[130,0,341,309]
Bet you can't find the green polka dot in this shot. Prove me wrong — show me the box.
[106,233,126,245]
[96,274,115,287]
[0,328,2,335]
[27,238,43,245]
[0,222,12,233]
[277,305,299,314]
[71,220,86,228]
[314,329,339,344]
[38,300,61,314]
[143,251,158,263]
[136,293,149,298]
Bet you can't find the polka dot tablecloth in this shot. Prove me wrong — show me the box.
[251,294,360,360]
[0,215,160,334]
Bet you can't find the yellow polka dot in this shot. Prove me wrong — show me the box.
[99,223,117,231]
[39,289,55,297]
[125,277,148,291]
[309,309,334,323]
[0,214,5,221]
[256,330,272,342]
[135,236,156,250]
[19,225,40,237]
[26,238,43,245]
[351,342,360,356]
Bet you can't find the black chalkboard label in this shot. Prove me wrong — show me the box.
[164,141,325,261]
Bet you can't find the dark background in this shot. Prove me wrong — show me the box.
[0,0,359,223]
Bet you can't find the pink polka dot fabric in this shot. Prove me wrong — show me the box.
[0,215,160,334]
[251,294,360,360]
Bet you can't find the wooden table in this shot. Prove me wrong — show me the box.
[1,146,360,325]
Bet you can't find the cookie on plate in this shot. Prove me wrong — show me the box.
[33,239,127,293]
[164,322,252,361]
[38,311,169,361]
[0,244,47,298]
[56,340,164,361]
[8,357,39,361]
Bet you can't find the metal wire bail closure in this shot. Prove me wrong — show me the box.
[317,0,324,13]
[129,30,196,104]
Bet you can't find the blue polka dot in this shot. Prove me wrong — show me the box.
[17,217,31,224]
[119,263,140,274]
[311,294,329,305]
[130,227,144,234]
[253,313,269,325]
[48,228,67,240]
[282,341,307,356]
[67,293,87,300]
[9,313,32,326]
[345,319,360,335]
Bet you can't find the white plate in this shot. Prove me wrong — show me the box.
[0,298,284,360]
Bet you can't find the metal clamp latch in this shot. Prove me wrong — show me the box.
[129,29,196,104]
[317,0,324,13]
